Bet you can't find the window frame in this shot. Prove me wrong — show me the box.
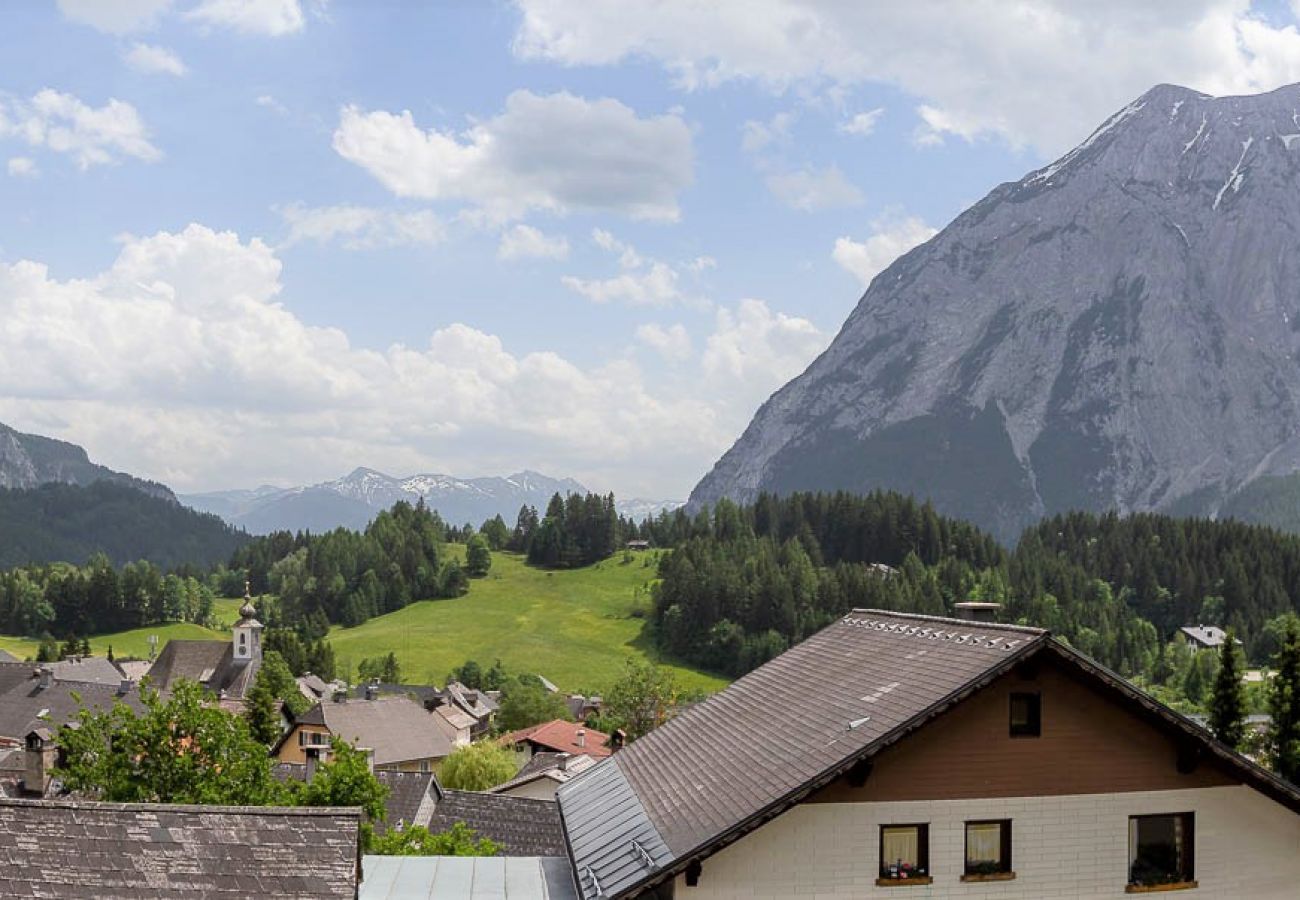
[962,819,1013,879]
[1009,691,1042,737]
[1127,812,1195,891]
[877,823,930,883]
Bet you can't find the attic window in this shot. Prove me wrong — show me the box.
[1009,692,1041,737]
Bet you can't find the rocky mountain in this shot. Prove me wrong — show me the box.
[183,468,667,535]
[0,421,173,501]
[691,82,1300,542]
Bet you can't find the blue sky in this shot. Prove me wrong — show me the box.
[4,1,1300,500]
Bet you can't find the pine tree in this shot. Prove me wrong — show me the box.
[246,678,281,746]
[1267,620,1300,783]
[1209,629,1246,749]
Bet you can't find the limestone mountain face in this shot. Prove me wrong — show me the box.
[691,83,1300,542]
[0,421,173,501]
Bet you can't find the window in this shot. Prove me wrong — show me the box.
[298,730,329,747]
[1128,813,1194,890]
[878,824,930,884]
[964,820,1012,879]
[1009,692,1041,737]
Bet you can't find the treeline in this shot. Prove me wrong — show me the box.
[231,500,465,630]
[506,492,627,568]
[0,481,248,569]
[0,554,216,638]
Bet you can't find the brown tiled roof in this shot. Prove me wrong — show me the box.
[0,797,360,897]
[501,720,611,758]
[557,609,1046,899]
[428,788,566,856]
[294,696,455,766]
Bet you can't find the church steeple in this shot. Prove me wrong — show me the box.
[232,581,263,664]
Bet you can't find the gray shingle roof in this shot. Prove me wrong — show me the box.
[360,856,577,899]
[0,797,360,898]
[557,609,1046,899]
[375,769,438,832]
[430,789,567,857]
[145,639,259,700]
[0,663,144,742]
[45,656,125,686]
[305,696,456,766]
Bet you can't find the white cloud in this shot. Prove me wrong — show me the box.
[561,229,698,306]
[0,223,811,498]
[839,107,883,136]
[124,43,188,76]
[278,204,445,250]
[512,0,1300,155]
[635,322,692,363]
[186,0,305,36]
[832,215,937,288]
[6,157,37,178]
[764,165,864,211]
[497,224,570,260]
[0,90,161,170]
[702,298,827,409]
[741,111,795,152]
[57,0,173,34]
[256,94,289,115]
[332,90,693,222]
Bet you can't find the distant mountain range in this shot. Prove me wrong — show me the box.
[182,468,682,535]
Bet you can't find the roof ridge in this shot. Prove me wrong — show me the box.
[848,608,1045,634]
[0,797,362,817]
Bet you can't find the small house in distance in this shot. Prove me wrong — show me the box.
[558,609,1300,898]
[275,693,458,772]
[1178,624,1237,651]
[626,539,651,551]
[502,719,611,761]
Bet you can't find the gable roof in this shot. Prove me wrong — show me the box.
[375,769,438,832]
[428,787,567,857]
[557,609,1300,899]
[0,797,360,897]
[45,656,125,686]
[502,720,611,758]
[490,752,599,795]
[293,696,456,766]
[0,663,143,742]
[1180,624,1231,647]
[145,639,260,700]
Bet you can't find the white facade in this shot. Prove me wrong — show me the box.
[671,786,1300,899]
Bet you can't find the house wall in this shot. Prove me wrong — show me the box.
[275,724,332,765]
[376,758,440,774]
[497,778,558,801]
[814,660,1232,803]
[669,785,1300,899]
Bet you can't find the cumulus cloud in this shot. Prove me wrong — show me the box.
[332,90,693,222]
[185,0,305,36]
[832,215,937,288]
[0,89,161,170]
[124,43,188,76]
[741,111,795,153]
[7,157,37,178]
[0,223,817,497]
[278,204,444,250]
[635,322,692,363]
[839,108,883,136]
[764,165,864,211]
[497,224,570,260]
[512,0,1300,155]
[561,229,700,306]
[57,0,173,34]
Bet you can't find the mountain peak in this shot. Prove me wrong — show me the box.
[691,81,1300,542]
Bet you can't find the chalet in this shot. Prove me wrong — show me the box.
[274,693,457,772]
[434,680,500,735]
[626,540,651,551]
[145,589,263,702]
[490,751,598,800]
[1179,624,1237,651]
[502,719,612,760]
[558,609,1300,899]
[0,797,359,897]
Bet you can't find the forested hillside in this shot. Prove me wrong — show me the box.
[0,481,247,569]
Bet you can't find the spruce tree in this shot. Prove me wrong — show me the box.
[1209,629,1246,749]
[1267,620,1300,783]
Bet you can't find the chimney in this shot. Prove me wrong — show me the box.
[954,601,1001,623]
[117,679,132,696]
[610,729,627,752]
[24,728,56,796]
[305,746,320,781]
[36,667,52,690]
[575,728,586,749]
[364,683,377,701]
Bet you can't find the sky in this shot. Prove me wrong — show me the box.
[5,0,1300,501]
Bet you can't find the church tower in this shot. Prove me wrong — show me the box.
[232,582,263,665]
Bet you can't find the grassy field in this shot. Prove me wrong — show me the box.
[327,548,728,695]
[0,552,727,696]
[0,596,249,662]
